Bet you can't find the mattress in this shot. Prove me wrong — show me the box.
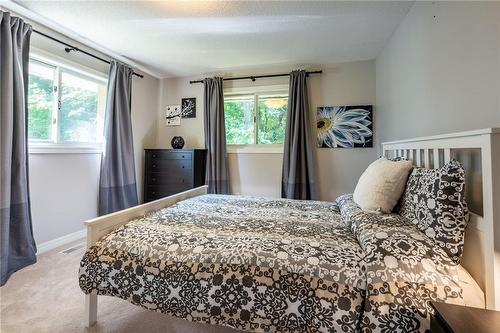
[79,194,476,332]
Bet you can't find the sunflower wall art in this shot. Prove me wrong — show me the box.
[316,105,373,148]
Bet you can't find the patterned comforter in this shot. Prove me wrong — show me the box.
[79,194,465,332]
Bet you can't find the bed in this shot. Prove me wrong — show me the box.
[79,128,500,332]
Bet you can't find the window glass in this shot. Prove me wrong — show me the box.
[257,96,287,144]
[59,71,106,143]
[224,95,255,145]
[224,92,288,146]
[27,57,107,147]
[28,61,55,141]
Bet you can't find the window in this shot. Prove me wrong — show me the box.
[224,95,255,145]
[224,92,288,146]
[28,56,107,151]
[28,61,55,141]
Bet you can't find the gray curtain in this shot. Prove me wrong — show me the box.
[281,70,317,200]
[203,77,229,194]
[0,11,37,286]
[99,61,138,215]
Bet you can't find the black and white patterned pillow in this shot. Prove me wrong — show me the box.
[388,156,410,162]
[335,194,359,228]
[398,160,469,264]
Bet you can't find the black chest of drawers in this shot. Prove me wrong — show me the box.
[143,149,207,203]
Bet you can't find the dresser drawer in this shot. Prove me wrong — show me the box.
[145,184,192,200]
[150,151,192,160]
[150,159,192,173]
[148,173,193,186]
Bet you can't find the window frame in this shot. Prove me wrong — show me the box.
[28,50,108,154]
[224,84,288,154]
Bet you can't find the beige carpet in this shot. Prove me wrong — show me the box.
[0,240,240,333]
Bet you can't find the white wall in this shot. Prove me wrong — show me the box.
[24,21,160,245]
[157,78,205,148]
[131,74,160,202]
[28,154,100,244]
[157,61,376,201]
[311,61,377,200]
[376,1,500,145]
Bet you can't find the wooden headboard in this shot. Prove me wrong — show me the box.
[382,128,500,311]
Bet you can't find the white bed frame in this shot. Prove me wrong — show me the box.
[382,128,500,311]
[83,185,208,327]
[83,128,500,327]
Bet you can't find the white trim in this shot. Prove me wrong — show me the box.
[36,229,86,255]
[382,128,500,145]
[227,144,284,154]
[29,143,103,154]
[31,48,108,81]
[224,84,289,95]
[1,0,160,79]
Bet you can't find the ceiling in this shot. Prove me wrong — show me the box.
[14,1,413,78]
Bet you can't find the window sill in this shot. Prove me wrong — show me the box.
[28,143,103,154]
[227,145,284,154]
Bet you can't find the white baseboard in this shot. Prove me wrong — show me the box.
[36,229,87,254]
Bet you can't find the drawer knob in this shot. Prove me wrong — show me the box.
[152,178,156,181]
[182,166,185,169]
[153,164,156,167]
[153,154,156,158]
[182,155,185,158]
[152,192,156,194]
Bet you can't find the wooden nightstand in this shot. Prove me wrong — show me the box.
[430,302,500,333]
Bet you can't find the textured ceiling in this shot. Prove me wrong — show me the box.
[16,1,413,78]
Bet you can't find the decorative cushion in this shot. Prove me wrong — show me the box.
[398,160,469,264]
[353,158,414,214]
[335,193,362,228]
[388,156,409,162]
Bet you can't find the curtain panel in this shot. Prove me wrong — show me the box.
[281,70,317,200]
[203,77,230,194]
[0,11,37,286]
[99,61,138,215]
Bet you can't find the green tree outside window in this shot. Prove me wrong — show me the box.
[28,63,54,140]
[224,94,287,145]
[27,58,106,145]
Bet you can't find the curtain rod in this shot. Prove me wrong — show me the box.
[32,29,144,78]
[189,70,322,84]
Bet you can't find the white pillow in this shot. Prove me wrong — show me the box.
[353,158,414,213]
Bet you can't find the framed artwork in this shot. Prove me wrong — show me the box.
[181,97,196,118]
[165,105,181,126]
[316,105,373,148]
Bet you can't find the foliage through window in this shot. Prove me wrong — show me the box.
[28,61,55,141]
[28,57,107,146]
[224,93,288,145]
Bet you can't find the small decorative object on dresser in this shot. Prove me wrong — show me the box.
[170,136,185,149]
[430,302,500,333]
[143,149,207,202]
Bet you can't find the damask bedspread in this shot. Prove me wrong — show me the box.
[336,195,465,332]
[79,194,467,332]
[79,195,367,332]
